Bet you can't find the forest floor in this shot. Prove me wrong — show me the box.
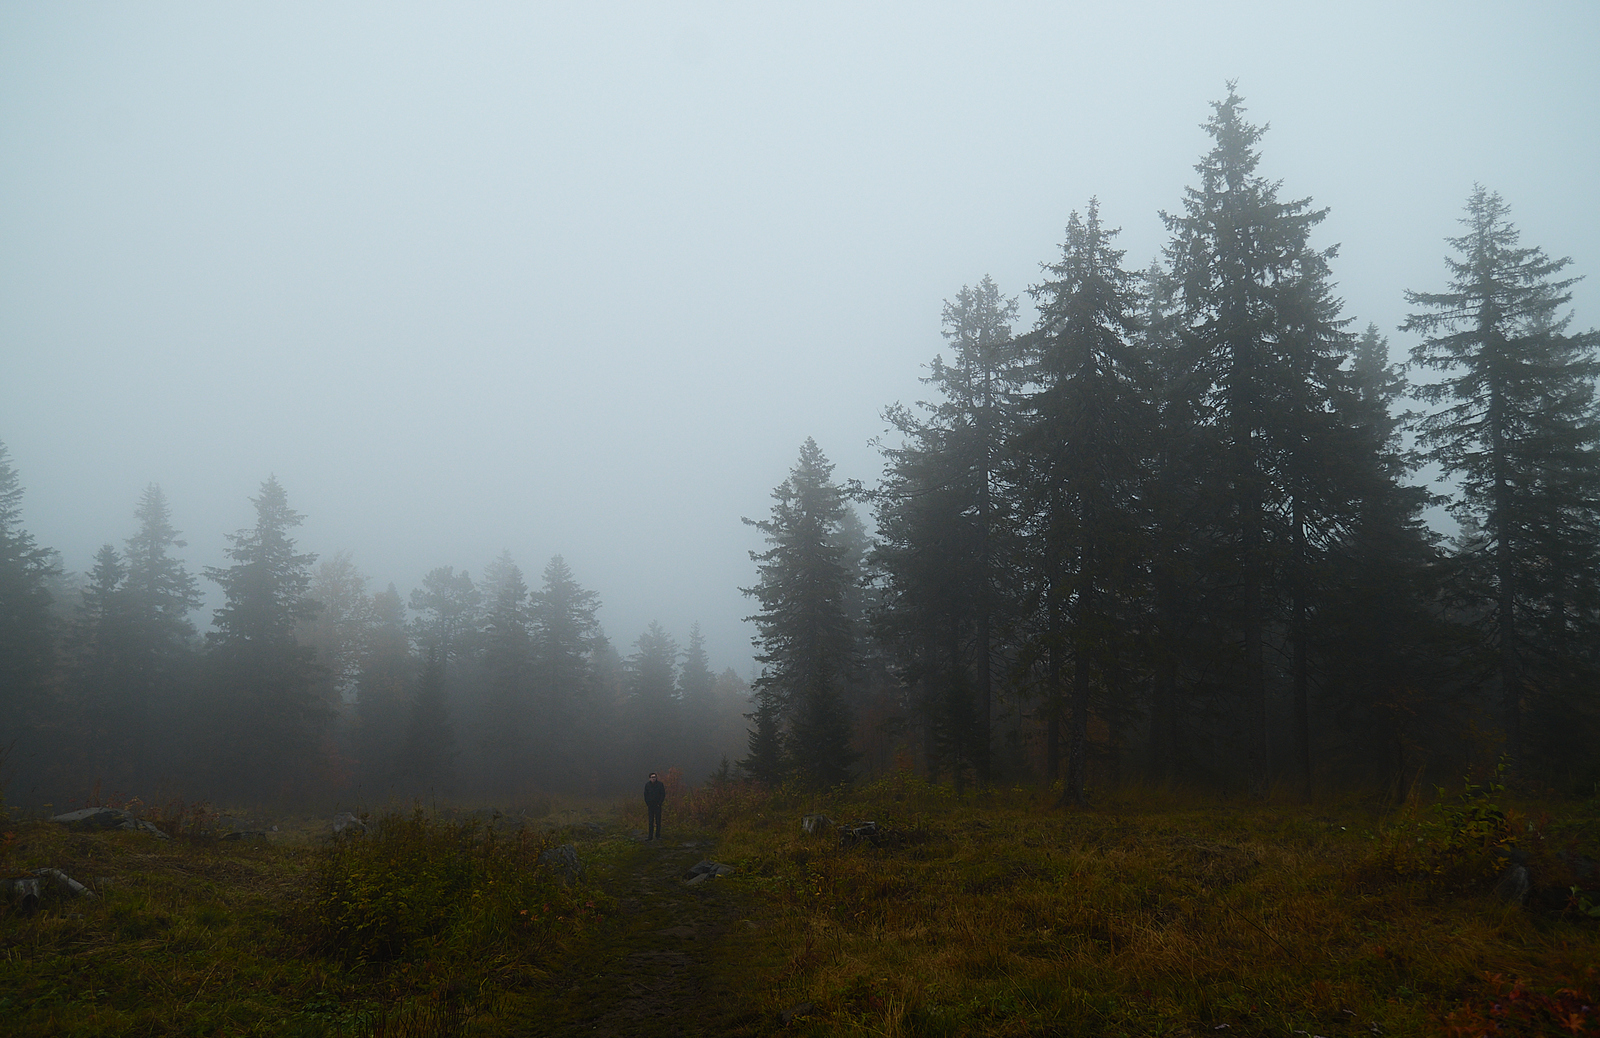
[2,777,1599,1037]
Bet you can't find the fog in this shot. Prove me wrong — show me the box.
[3,2,1596,674]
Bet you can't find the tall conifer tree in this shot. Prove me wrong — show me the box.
[1162,86,1353,793]
[1014,199,1150,805]
[205,476,325,801]
[873,276,1017,787]
[1404,186,1600,770]
[0,441,58,739]
[744,439,859,787]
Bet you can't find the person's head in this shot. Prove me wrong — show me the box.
[649,772,658,781]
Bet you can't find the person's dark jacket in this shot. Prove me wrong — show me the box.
[644,779,666,806]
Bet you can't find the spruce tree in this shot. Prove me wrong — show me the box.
[743,439,859,787]
[478,551,532,794]
[872,276,1017,787]
[678,622,719,779]
[69,545,133,772]
[205,476,326,801]
[399,648,456,796]
[1317,326,1448,785]
[1162,85,1354,793]
[0,440,58,739]
[529,555,601,787]
[1403,186,1600,771]
[737,684,786,786]
[354,584,413,791]
[627,621,680,771]
[408,566,481,664]
[1014,199,1150,805]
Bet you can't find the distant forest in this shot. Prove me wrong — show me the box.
[3,87,1597,807]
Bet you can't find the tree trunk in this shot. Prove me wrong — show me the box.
[1293,503,1312,802]
[1065,585,1092,807]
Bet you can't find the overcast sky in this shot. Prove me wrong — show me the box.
[3,1,1597,676]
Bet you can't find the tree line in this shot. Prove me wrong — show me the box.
[738,86,1600,800]
[0,469,750,806]
[4,86,1596,807]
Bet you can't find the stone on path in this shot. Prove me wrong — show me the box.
[51,807,170,839]
[801,814,833,836]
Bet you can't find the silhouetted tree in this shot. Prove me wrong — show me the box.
[530,555,601,788]
[204,476,326,802]
[872,275,1017,788]
[744,439,859,787]
[0,440,58,744]
[678,622,719,779]
[1162,85,1354,793]
[1014,199,1151,805]
[477,551,533,794]
[1404,186,1600,773]
[409,566,480,665]
[398,648,455,796]
[737,684,786,786]
[354,584,413,791]
[71,485,200,784]
[627,621,679,771]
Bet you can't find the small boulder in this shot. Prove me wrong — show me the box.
[540,844,581,885]
[51,807,169,839]
[1494,864,1530,905]
[332,812,368,836]
[51,807,129,831]
[801,814,834,836]
[779,1002,815,1026]
[685,860,735,883]
[5,877,41,915]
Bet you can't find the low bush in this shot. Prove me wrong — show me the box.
[302,809,607,966]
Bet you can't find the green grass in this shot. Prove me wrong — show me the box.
[3,777,1597,1036]
[0,807,627,1036]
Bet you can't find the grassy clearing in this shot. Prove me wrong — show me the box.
[2,776,1596,1036]
[0,804,634,1037]
[707,774,1600,1037]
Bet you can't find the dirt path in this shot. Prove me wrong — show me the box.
[515,833,769,1037]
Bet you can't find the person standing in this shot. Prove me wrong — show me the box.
[643,771,666,841]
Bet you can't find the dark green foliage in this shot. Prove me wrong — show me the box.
[0,440,58,737]
[872,276,1017,788]
[408,565,481,662]
[399,650,456,795]
[530,554,603,785]
[1161,85,1358,794]
[743,439,860,787]
[1014,198,1151,804]
[1404,185,1600,773]
[354,583,414,791]
[478,551,533,793]
[628,620,680,771]
[204,476,328,802]
[738,685,787,786]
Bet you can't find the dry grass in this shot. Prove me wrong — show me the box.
[708,775,1600,1036]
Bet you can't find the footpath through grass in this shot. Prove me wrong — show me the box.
[2,776,1597,1036]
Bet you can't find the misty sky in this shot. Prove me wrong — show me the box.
[3,2,1597,676]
